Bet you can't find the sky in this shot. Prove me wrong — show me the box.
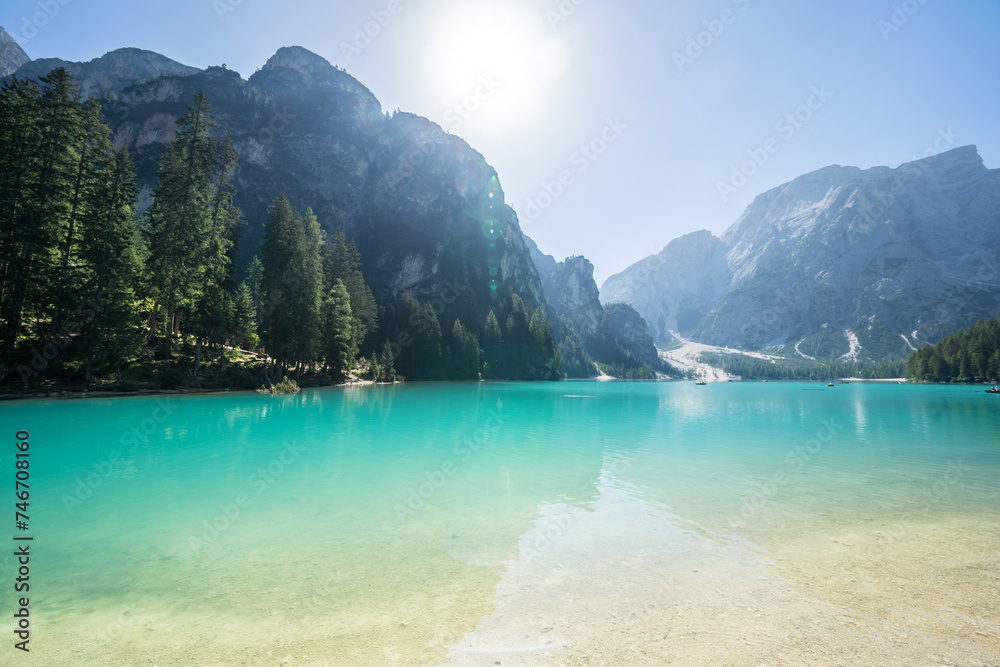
[3,0,998,285]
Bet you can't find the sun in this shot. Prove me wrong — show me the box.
[427,2,571,131]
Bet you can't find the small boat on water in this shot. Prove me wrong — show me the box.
[986,387,1000,394]
[695,381,707,386]
[827,383,835,387]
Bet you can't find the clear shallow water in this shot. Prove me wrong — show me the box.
[1,381,999,665]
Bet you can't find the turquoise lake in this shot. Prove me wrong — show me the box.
[1,381,999,665]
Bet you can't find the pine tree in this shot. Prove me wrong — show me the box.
[245,255,264,330]
[260,195,305,377]
[231,281,257,351]
[528,306,558,380]
[324,229,377,352]
[482,309,503,379]
[75,146,144,381]
[378,339,397,382]
[145,91,220,355]
[259,196,325,379]
[0,69,87,360]
[294,207,325,376]
[322,280,354,378]
[190,132,243,370]
[450,318,480,380]
[0,76,43,359]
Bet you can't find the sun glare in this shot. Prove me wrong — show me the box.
[428,2,571,131]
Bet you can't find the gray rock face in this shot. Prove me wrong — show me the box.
[0,27,29,77]
[601,230,730,343]
[535,250,665,370]
[10,47,199,98]
[602,146,1000,360]
[543,256,605,342]
[20,45,553,349]
[603,302,661,367]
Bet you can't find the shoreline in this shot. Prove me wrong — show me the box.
[7,377,1000,402]
[0,378,382,402]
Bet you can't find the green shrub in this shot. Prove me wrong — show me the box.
[257,377,300,395]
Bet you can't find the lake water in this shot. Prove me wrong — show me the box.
[1,381,999,665]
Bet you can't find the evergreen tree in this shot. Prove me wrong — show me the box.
[482,309,504,379]
[260,195,306,377]
[145,91,221,354]
[377,339,397,382]
[322,280,354,378]
[294,208,325,376]
[0,70,87,359]
[190,132,243,370]
[74,144,145,382]
[0,78,43,345]
[245,255,264,330]
[528,306,558,380]
[449,318,480,380]
[906,312,1000,383]
[231,281,258,351]
[324,229,377,352]
[259,196,326,379]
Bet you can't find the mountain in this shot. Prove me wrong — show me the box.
[599,230,731,343]
[528,239,673,376]
[9,47,199,98]
[0,27,29,76]
[602,146,1000,361]
[9,45,582,379]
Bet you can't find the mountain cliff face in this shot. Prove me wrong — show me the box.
[10,47,199,98]
[600,230,731,343]
[529,239,669,373]
[12,45,565,377]
[602,147,1000,361]
[0,27,29,76]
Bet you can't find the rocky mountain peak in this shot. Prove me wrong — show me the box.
[0,26,30,77]
[604,146,1000,360]
[260,46,337,79]
[246,46,382,125]
[7,47,199,98]
[893,144,986,186]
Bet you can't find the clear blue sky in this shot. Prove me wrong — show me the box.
[3,0,998,284]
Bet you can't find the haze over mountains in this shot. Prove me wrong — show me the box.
[603,146,1000,361]
[3,37,673,378]
[0,26,29,76]
[5,32,998,369]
